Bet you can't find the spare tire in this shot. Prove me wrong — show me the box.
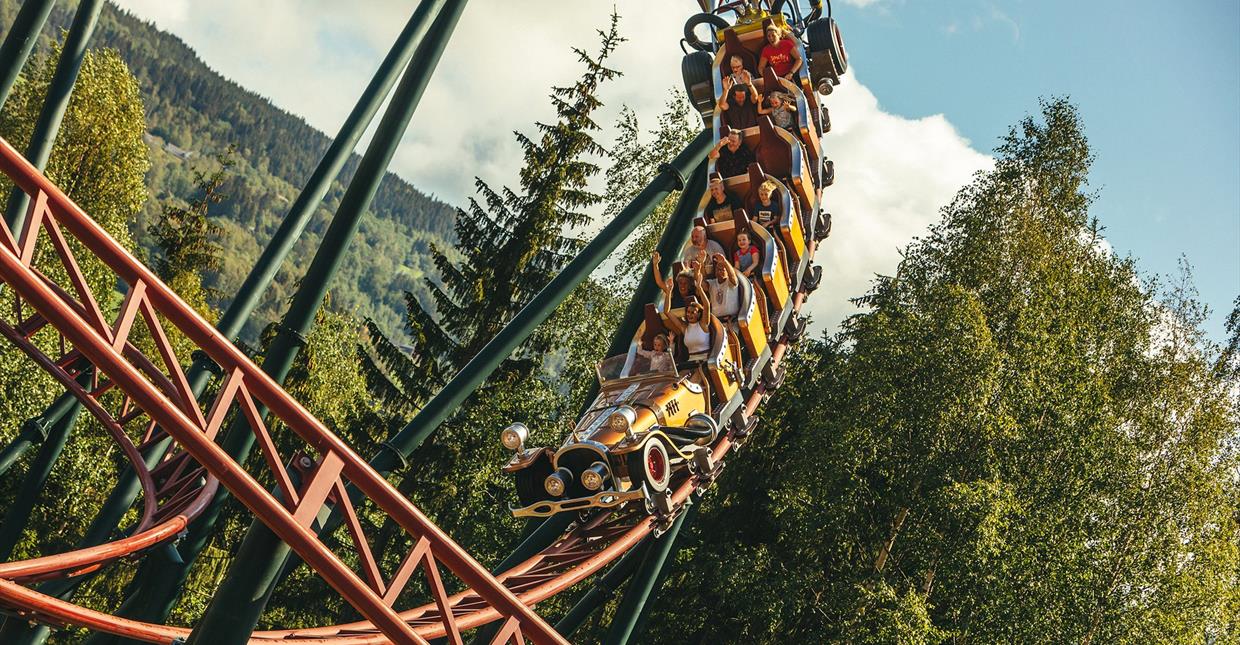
[683,13,730,52]
[682,50,716,120]
[807,17,848,80]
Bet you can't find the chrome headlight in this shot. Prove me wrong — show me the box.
[500,423,528,451]
[607,406,638,439]
[544,467,571,497]
[580,461,609,491]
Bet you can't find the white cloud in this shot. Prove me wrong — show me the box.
[806,72,992,332]
[110,1,992,336]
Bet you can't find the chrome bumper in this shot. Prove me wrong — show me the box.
[511,488,647,518]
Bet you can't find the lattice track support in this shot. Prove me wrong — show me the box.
[0,135,567,644]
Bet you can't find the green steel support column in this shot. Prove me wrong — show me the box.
[85,2,456,636]
[602,507,694,645]
[0,0,56,112]
[0,390,77,476]
[185,3,467,643]
[7,3,449,634]
[554,538,652,637]
[264,130,712,599]
[3,0,103,231]
[370,129,711,475]
[0,385,84,560]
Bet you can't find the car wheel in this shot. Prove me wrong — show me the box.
[514,458,555,507]
[627,439,671,493]
[682,50,716,119]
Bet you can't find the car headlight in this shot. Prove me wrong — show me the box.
[581,461,609,491]
[500,423,528,451]
[608,406,638,439]
[544,467,571,497]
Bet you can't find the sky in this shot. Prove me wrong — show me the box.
[108,0,1239,341]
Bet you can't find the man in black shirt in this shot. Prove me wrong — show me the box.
[710,127,755,178]
[704,173,743,223]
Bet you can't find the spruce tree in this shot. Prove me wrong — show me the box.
[364,13,624,411]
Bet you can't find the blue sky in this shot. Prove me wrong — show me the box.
[831,0,1239,339]
[112,0,1237,340]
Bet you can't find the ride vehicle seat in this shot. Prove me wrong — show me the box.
[721,28,758,76]
[755,116,793,180]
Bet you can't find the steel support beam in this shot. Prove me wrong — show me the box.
[0,0,56,112]
[0,387,83,560]
[85,1,459,636]
[602,507,693,645]
[3,0,103,231]
[371,129,712,475]
[0,389,77,476]
[554,538,652,637]
[257,129,713,610]
[193,128,710,645]
[185,2,467,642]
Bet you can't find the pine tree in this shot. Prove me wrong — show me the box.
[363,12,625,411]
[147,147,231,284]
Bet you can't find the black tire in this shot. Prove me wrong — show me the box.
[807,17,848,78]
[681,50,716,118]
[514,457,555,507]
[829,19,849,74]
[683,13,730,52]
[627,439,672,493]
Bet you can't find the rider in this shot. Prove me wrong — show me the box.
[704,172,743,223]
[709,126,755,179]
[758,23,803,81]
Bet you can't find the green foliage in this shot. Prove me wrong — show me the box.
[362,11,626,411]
[606,92,701,277]
[0,38,148,433]
[147,147,230,282]
[633,99,1239,644]
[0,33,149,634]
[0,0,457,344]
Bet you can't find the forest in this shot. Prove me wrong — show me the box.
[0,3,1235,644]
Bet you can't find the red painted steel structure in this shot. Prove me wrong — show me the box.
[0,125,816,641]
[0,137,563,645]
[0,129,817,642]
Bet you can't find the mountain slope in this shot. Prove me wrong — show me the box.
[0,0,455,342]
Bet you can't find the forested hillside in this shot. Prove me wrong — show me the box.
[0,0,456,342]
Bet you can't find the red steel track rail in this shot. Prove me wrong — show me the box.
[0,137,563,645]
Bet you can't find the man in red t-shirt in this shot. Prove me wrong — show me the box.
[759,24,802,80]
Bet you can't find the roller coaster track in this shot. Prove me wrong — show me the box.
[0,5,838,643]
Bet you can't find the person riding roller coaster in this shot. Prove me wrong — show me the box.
[718,75,759,130]
[704,172,743,223]
[710,126,755,178]
[662,265,717,369]
[759,23,802,80]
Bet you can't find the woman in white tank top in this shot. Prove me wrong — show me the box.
[659,260,717,363]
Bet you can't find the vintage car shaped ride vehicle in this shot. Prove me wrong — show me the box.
[502,353,725,518]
